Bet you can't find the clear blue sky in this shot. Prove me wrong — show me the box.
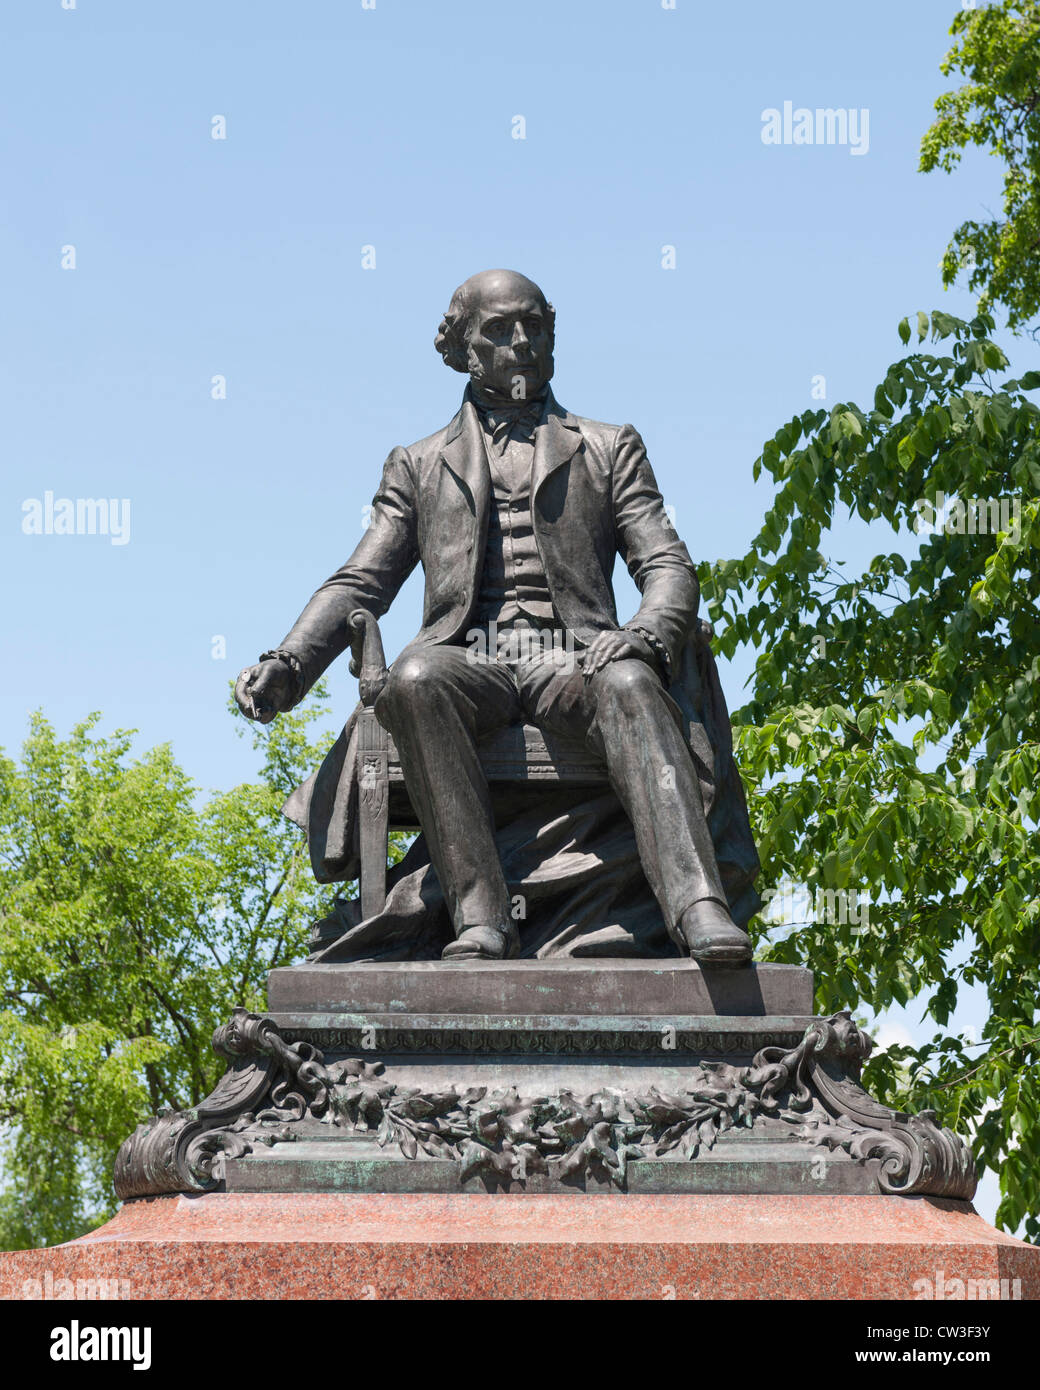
[0,0,1018,1224]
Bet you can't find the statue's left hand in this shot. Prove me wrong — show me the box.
[580,629,653,680]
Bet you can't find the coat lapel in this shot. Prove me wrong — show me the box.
[438,399,489,521]
[436,401,489,638]
[531,392,583,498]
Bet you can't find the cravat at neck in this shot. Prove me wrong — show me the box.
[469,385,547,455]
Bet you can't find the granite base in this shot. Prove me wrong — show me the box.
[2,1192,1037,1301]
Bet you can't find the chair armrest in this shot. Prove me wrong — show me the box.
[349,610,389,707]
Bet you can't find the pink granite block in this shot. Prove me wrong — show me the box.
[1,1194,1036,1301]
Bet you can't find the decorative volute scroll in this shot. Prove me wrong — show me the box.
[115,1008,338,1199]
[745,1013,976,1198]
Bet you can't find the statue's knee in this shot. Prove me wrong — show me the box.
[380,651,442,716]
[593,659,658,712]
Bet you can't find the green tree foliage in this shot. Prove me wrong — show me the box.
[703,310,1040,1240]
[921,1,1040,332]
[0,685,350,1250]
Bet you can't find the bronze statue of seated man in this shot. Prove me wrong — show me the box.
[235,270,759,967]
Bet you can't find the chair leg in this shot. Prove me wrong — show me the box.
[357,710,389,919]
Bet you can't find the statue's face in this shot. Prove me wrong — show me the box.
[465,282,553,399]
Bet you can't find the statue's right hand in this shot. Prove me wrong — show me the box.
[234,659,294,724]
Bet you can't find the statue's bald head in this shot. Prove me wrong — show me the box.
[435,270,555,397]
[448,268,548,319]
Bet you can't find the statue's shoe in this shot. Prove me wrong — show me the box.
[441,923,519,961]
[678,899,753,968]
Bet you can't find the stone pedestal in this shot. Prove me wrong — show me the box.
[106,961,976,1201]
[3,958,1031,1302]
